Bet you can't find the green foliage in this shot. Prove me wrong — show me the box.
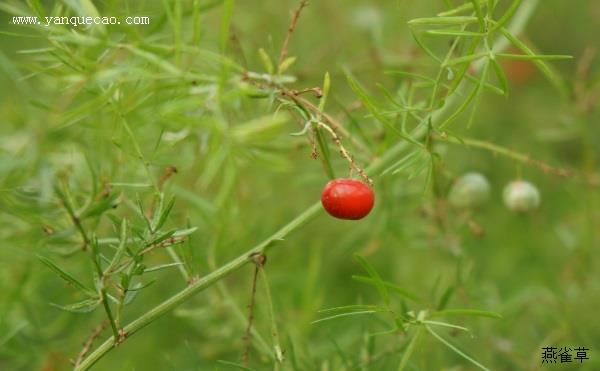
[0,0,599,370]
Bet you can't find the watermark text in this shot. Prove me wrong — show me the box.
[11,15,150,27]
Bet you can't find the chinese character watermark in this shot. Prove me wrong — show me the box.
[542,346,589,365]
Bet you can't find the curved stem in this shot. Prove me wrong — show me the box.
[75,2,539,369]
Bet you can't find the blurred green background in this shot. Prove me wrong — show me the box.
[0,0,599,370]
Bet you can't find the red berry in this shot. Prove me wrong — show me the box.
[321,178,374,220]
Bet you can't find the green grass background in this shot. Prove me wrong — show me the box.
[0,0,599,370]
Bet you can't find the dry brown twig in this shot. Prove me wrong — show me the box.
[279,89,373,182]
[137,235,188,256]
[289,92,374,158]
[102,235,188,277]
[72,322,108,368]
[242,79,374,160]
[158,165,178,191]
[315,122,373,184]
[242,253,267,367]
[574,46,597,113]
[243,0,375,183]
[278,0,309,69]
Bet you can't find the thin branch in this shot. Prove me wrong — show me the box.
[288,92,375,158]
[72,322,108,368]
[90,237,121,343]
[55,185,89,249]
[158,165,178,191]
[574,46,598,114]
[242,253,267,366]
[438,134,573,177]
[137,236,187,256]
[278,0,309,69]
[445,135,600,187]
[244,71,374,159]
[316,121,373,184]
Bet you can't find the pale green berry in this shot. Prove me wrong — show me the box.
[503,180,541,213]
[352,6,381,31]
[448,172,491,209]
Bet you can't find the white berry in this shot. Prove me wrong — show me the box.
[448,172,491,209]
[503,180,541,213]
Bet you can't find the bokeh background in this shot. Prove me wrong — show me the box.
[1,0,599,370]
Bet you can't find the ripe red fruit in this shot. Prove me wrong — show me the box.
[321,178,374,220]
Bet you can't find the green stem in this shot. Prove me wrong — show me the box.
[440,135,571,177]
[74,2,539,369]
[99,287,120,342]
[120,116,160,194]
[90,237,120,342]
